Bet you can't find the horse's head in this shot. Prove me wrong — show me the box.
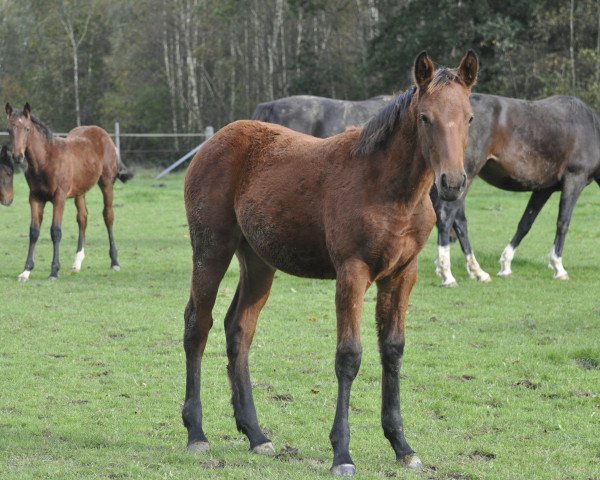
[413,51,478,201]
[5,102,33,164]
[0,145,14,206]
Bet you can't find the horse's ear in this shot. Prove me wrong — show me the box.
[5,103,12,118]
[457,50,478,89]
[413,51,435,88]
[23,103,31,119]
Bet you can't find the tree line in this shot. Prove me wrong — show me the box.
[1,0,599,163]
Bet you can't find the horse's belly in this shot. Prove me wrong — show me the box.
[479,158,558,191]
[237,202,336,279]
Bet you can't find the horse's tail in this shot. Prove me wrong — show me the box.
[115,145,134,183]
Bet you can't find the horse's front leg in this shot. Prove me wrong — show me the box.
[376,260,422,469]
[18,196,45,282]
[434,200,459,287]
[49,195,66,280]
[330,259,370,476]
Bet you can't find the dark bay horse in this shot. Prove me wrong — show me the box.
[5,103,133,281]
[182,51,478,476]
[434,93,600,286]
[0,145,14,206]
[252,94,392,138]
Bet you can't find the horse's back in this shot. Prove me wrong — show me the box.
[469,93,600,190]
[64,125,119,187]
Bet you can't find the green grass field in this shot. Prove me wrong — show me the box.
[0,170,599,479]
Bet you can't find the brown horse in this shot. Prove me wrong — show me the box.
[5,103,133,281]
[182,51,478,476]
[0,145,14,206]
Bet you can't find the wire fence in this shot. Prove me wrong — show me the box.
[0,124,214,168]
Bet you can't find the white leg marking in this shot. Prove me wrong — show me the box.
[465,253,491,283]
[17,270,31,282]
[498,244,515,277]
[548,247,569,280]
[71,248,85,273]
[435,245,457,287]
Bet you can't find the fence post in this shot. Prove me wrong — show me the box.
[115,121,121,156]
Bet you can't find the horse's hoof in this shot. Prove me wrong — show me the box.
[330,463,356,476]
[48,276,58,281]
[478,273,492,283]
[111,265,121,272]
[440,280,458,288]
[554,273,569,281]
[497,270,511,277]
[400,453,423,469]
[71,267,80,273]
[252,442,275,455]
[186,441,210,454]
[17,275,29,283]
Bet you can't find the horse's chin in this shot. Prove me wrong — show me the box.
[0,198,13,207]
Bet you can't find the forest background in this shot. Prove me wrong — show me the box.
[1,0,599,164]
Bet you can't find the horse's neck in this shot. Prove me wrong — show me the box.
[381,119,433,207]
[25,130,52,171]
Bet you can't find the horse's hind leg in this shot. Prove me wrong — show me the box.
[225,240,275,453]
[71,195,88,273]
[548,175,586,280]
[498,188,553,277]
[183,231,240,453]
[98,182,120,271]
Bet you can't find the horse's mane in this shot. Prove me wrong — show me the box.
[30,115,54,140]
[354,67,463,157]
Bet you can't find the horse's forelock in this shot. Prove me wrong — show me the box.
[426,68,462,94]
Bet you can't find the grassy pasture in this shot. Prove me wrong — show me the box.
[0,170,599,479]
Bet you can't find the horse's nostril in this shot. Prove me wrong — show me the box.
[441,173,448,188]
[461,174,467,188]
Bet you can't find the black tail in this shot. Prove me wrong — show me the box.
[117,161,134,183]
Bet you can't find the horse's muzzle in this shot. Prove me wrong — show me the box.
[0,197,13,207]
[438,173,467,202]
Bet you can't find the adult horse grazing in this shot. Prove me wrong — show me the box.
[434,93,600,286]
[5,103,133,281]
[0,145,14,206]
[182,51,478,476]
[252,94,393,137]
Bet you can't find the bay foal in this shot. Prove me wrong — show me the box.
[183,52,478,476]
[6,103,133,281]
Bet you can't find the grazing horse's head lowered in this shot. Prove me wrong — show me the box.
[413,51,477,201]
[0,145,14,206]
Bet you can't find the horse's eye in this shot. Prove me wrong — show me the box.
[420,113,430,125]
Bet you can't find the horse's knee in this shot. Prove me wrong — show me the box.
[29,226,40,243]
[50,225,61,243]
[335,341,363,381]
[183,299,212,349]
[380,336,405,372]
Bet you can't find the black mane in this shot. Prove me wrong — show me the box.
[353,86,416,157]
[31,115,54,140]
